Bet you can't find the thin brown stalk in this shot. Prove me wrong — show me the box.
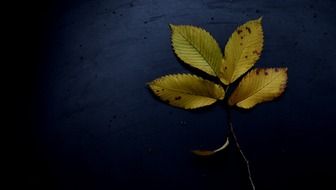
[226,109,256,190]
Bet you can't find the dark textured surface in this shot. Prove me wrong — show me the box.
[12,0,336,189]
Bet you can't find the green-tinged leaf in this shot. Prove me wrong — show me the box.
[228,68,288,109]
[148,73,225,109]
[192,138,229,156]
[219,18,264,84]
[170,24,223,77]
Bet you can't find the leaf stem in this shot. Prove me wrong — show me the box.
[225,85,230,93]
[226,108,256,190]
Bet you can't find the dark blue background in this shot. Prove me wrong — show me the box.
[12,0,336,189]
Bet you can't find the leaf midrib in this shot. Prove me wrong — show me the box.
[151,84,219,100]
[228,27,263,82]
[175,29,217,75]
[237,71,283,103]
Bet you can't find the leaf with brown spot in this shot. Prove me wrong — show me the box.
[219,18,264,85]
[148,74,225,109]
[228,68,288,109]
[192,138,229,156]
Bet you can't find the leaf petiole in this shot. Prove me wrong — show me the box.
[226,108,256,190]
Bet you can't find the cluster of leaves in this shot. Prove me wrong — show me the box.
[147,18,288,155]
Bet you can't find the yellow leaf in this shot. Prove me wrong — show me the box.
[219,18,264,84]
[170,24,223,77]
[192,137,229,156]
[228,68,288,109]
[148,73,225,109]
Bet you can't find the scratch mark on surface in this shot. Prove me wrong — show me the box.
[205,0,233,9]
[144,14,166,24]
[207,21,238,25]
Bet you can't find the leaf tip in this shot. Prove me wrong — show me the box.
[146,82,152,87]
[257,16,263,22]
[169,24,176,30]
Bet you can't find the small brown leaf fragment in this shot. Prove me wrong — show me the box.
[192,150,216,156]
[175,96,182,100]
[192,138,229,156]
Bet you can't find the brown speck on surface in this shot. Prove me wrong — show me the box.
[246,27,251,33]
[237,29,243,34]
[256,69,260,75]
[240,43,243,46]
[264,71,268,75]
[224,66,228,70]
[245,55,248,58]
[275,68,279,72]
[241,36,244,39]
[180,121,187,126]
[175,96,182,100]
[253,50,260,55]
[313,13,317,18]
